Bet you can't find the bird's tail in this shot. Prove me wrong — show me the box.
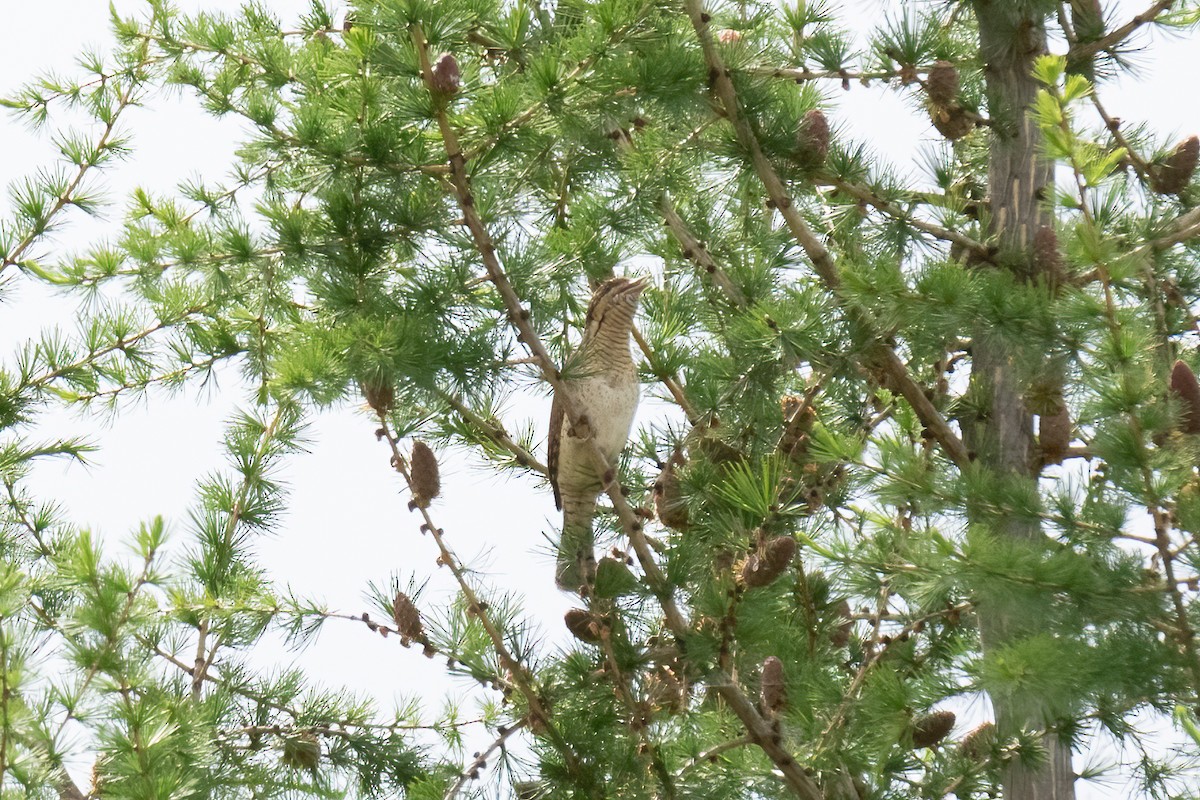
[557,496,597,592]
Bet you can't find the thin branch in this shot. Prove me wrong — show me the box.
[436,389,548,475]
[660,197,748,309]
[2,84,137,276]
[1068,0,1176,63]
[375,414,586,781]
[632,324,699,425]
[824,177,991,257]
[443,720,527,800]
[675,735,754,777]
[681,2,972,473]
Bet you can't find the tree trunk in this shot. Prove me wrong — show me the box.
[967,2,1076,798]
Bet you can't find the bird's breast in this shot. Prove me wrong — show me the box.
[573,370,639,458]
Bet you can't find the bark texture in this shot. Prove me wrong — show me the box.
[967,2,1076,798]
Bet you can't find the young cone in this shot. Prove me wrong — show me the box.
[429,53,461,96]
[760,656,787,712]
[1149,136,1199,195]
[930,105,974,140]
[779,394,815,464]
[361,380,394,414]
[794,109,830,170]
[960,721,996,761]
[281,733,321,770]
[742,536,797,588]
[1032,224,1067,290]
[910,710,956,748]
[564,608,603,644]
[410,440,441,508]
[925,60,959,107]
[1170,360,1200,434]
[653,451,689,530]
[1039,403,1072,464]
[829,599,854,647]
[391,592,425,641]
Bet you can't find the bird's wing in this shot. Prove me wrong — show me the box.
[548,390,563,510]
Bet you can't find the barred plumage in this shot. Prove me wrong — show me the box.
[548,276,647,590]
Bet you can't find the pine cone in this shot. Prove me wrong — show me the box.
[1039,403,1072,465]
[391,592,425,641]
[931,105,974,140]
[361,380,394,413]
[644,666,686,713]
[1032,224,1066,289]
[429,53,461,96]
[910,710,956,748]
[564,608,603,644]
[1171,360,1200,434]
[829,599,854,647]
[410,440,441,508]
[1149,136,1199,195]
[653,452,689,530]
[959,721,996,761]
[926,61,960,107]
[742,536,797,588]
[760,656,787,712]
[794,109,830,170]
[780,394,815,463]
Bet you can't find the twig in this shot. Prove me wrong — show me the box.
[682,2,972,472]
[660,197,748,309]
[436,389,547,474]
[375,415,583,777]
[632,325,699,425]
[675,735,754,777]
[825,178,991,257]
[443,720,527,800]
[1068,0,1176,63]
[2,83,137,276]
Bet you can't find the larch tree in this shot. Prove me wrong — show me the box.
[2,1,1200,799]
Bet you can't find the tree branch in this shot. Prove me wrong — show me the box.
[682,1,972,471]
[1068,0,1176,63]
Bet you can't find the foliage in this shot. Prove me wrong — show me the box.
[2,0,1200,798]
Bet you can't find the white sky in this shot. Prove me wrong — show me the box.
[1,1,1197,798]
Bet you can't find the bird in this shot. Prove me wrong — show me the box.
[548,276,647,591]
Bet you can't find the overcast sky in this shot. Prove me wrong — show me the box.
[2,2,1198,797]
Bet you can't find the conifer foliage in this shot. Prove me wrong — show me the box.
[3,1,1200,799]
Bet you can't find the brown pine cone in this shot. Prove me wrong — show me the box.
[410,440,441,508]
[742,536,797,588]
[794,109,830,170]
[430,53,461,96]
[910,710,956,748]
[760,656,787,712]
[926,61,960,107]
[564,608,604,644]
[1171,360,1200,434]
[1149,136,1199,195]
[391,592,425,641]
